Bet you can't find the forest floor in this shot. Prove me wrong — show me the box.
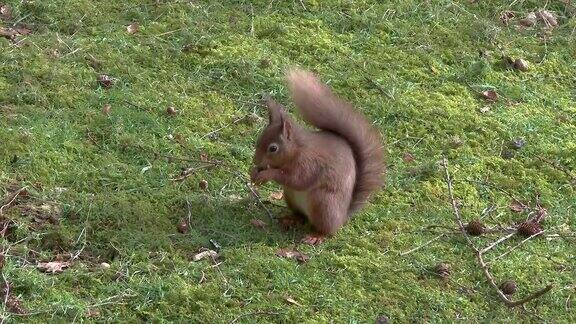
[1,0,575,322]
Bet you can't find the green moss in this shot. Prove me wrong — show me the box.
[0,0,575,322]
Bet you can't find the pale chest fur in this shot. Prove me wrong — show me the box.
[284,188,311,217]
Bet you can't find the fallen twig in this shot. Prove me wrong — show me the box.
[229,310,281,324]
[0,28,17,40]
[442,159,476,249]
[400,233,446,256]
[537,157,576,185]
[480,232,516,254]
[442,158,553,307]
[477,251,553,307]
[0,187,28,216]
[209,255,231,297]
[170,165,213,181]
[162,152,275,219]
[364,77,395,100]
[244,180,275,220]
[465,179,529,210]
[489,230,546,264]
[200,114,249,140]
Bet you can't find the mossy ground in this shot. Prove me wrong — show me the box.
[1,0,575,322]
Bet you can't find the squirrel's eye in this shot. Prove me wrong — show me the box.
[268,143,279,153]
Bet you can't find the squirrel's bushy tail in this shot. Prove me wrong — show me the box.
[287,69,385,214]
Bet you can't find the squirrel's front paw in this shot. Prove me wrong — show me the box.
[249,167,260,184]
[301,233,326,245]
[252,168,278,185]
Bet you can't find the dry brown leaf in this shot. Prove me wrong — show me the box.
[199,179,208,191]
[0,5,11,19]
[376,315,390,324]
[86,309,101,318]
[536,10,558,28]
[284,296,303,306]
[14,26,31,35]
[499,11,515,26]
[0,27,17,40]
[269,191,283,200]
[276,248,309,263]
[509,200,527,213]
[533,206,548,223]
[479,106,491,113]
[402,152,415,164]
[102,104,111,116]
[127,22,139,34]
[97,74,113,89]
[1,282,26,314]
[177,218,189,234]
[519,12,537,27]
[192,249,218,261]
[480,90,498,102]
[37,261,70,274]
[171,167,194,181]
[250,218,267,228]
[86,55,102,71]
[166,106,177,116]
[513,58,529,72]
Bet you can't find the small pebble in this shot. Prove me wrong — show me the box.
[511,138,526,149]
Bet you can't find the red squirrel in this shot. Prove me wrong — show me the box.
[250,69,384,245]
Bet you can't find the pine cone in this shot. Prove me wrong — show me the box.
[465,220,485,236]
[500,280,517,295]
[517,221,542,237]
[434,262,451,278]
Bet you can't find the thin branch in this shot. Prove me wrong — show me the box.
[480,232,516,254]
[400,233,445,256]
[244,181,275,220]
[466,179,529,210]
[209,256,230,297]
[229,310,280,324]
[537,157,576,185]
[441,158,477,250]
[364,77,395,100]
[200,114,248,140]
[0,187,28,216]
[161,152,275,220]
[249,4,255,37]
[489,230,546,263]
[442,157,553,307]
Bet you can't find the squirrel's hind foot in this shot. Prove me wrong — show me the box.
[278,214,305,231]
[301,233,326,245]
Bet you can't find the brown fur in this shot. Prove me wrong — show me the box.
[251,68,385,238]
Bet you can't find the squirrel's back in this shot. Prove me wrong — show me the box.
[287,69,385,213]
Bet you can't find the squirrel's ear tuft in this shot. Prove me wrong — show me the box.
[264,96,286,125]
[281,118,292,141]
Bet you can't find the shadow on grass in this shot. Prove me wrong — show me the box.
[59,192,307,263]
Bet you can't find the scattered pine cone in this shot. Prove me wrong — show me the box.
[97,74,113,88]
[517,221,542,237]
[434,262,451,278]
[513,58,529,72]
[465,220,485,236]
[177,218,189,234]
[166,106,177,116]
[500,280,517,295]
